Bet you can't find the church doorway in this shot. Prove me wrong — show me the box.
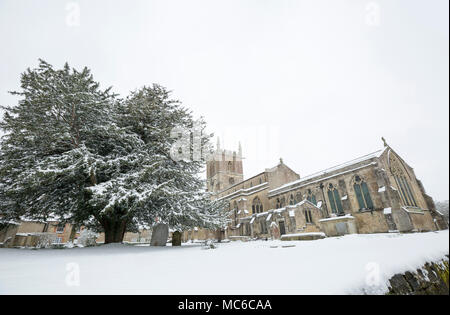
[279,221,286,235]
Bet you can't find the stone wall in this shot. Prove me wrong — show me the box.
[0,224,19,246]
[387,256,449,295]
[353,210,390,234]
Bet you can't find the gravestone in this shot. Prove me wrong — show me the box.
[172,231,182,246]
[150,223,169,246]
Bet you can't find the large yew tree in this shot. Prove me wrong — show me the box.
[0,60,228,243]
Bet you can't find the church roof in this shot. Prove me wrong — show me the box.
[268,147,388,196]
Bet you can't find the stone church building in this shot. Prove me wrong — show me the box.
[183,138,447,241]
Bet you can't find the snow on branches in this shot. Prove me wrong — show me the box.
[0,60,229,242]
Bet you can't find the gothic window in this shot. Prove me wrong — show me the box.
[252,197,263,214]
[304,210,313,223]
[389,153,418,207]
[327,184,344,214]
[289,194,295,205]
[276,198,281,209]
[227,161,233,172]
[353,175,374,210]
[280,196,286,208]
[295,192,302,203]
[229,177,235,185]
[306,189,317,205]
[395,175,418,207]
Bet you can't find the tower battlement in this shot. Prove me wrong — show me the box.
[206,139,244,192]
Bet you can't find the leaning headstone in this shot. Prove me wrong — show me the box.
[172,231,182,246]
[151,223,169,246]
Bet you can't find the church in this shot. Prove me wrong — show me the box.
[182,138,447,241]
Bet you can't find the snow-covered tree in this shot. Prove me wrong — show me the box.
[115,85,229,232]
[435,200,449,223]
[0,60,229,243]
[77,229,98,247]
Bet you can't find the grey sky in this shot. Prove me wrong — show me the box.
[0,0,448,200]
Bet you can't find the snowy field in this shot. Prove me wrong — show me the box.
[0,230,448,295]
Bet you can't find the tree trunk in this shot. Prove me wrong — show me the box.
[102,218,128,244]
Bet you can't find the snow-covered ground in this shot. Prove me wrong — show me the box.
[0,230,448,294]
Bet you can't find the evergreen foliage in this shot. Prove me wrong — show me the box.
[0,60,229,243]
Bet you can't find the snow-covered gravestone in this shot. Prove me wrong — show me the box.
[150,224,169,246]
[270,222,280,239]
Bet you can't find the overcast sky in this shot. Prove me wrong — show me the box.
[0,0,448,200]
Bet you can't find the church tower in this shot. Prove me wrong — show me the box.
[206,139,244,193]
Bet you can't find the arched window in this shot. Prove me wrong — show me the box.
[389,153,418,207]
[394,175,418,207]
[252,197,263,214]
[276,198,281,209]
[229,177,235,185]
[327,184,344,214]
[306,189,317,205]
[353,175,374,210]
[280,196,286,208]
[304,209,313,223]
[289,194,295,205]
[227,161,233,172]
[295,192,302,203]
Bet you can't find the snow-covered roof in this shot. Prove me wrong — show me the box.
[269,148,386,196]
[269,162,378,197]
[383,208,392,214]
[274,207,286,214]
[0,219,20,225]
[218,182,269,201]
[378,186,386,193]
